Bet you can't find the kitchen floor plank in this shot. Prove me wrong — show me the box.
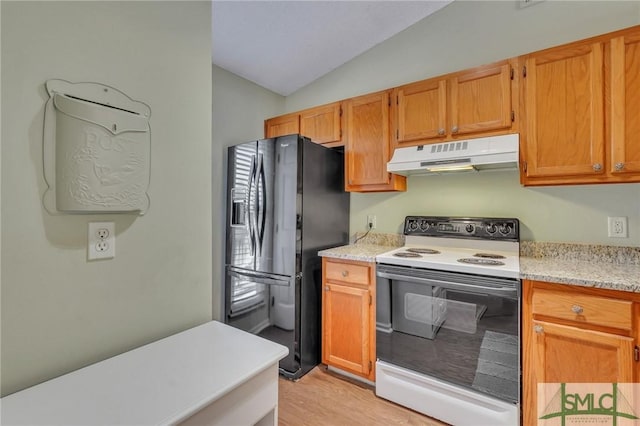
[278,366,448,425]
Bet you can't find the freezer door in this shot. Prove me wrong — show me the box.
[226,265,291,319]
[226,141,258,270]
[224,265,299,375]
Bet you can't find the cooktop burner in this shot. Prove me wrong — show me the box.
[406,248,441,254]
[457,258,505,266]
[473,253,506,259]
[393,252,422,258]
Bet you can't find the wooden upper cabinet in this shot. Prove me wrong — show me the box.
[610,32,640,175]
[394,79,447,145]
[264,113,299,138]
[450,62,513,136]
[344,91,406,192]
[522,41,605,179]
[265,102,343,146]
[299,102,342,146]
[392,60,516,149]
[521,25,640,185]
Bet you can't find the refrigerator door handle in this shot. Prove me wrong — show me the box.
[247,155,257,256]
[228,266,291,287]
[257,153,267,256]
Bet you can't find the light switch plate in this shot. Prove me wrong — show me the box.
[88,222,115,260]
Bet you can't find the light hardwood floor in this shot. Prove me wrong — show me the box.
[278,366,448,425]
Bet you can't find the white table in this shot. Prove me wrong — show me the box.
[1,321,289,425]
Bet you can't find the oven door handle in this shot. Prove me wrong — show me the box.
[376,271,519,298]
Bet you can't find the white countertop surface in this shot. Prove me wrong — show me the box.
[0,321,289,426]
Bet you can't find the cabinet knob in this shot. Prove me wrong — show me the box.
[571,304,584,314]
[534,325,544,334]
[615,162,625,171]
[325,286,330,291]
[593,163,602,172]
[451,125,459,134]
[438,128,445,136]
[341,270,349,277]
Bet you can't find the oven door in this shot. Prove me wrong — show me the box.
[376,263,520,405]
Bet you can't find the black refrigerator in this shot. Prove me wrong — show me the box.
[224,134,349,379]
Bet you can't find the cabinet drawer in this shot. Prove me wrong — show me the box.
[325,260,371,286]
[531,288,632,331]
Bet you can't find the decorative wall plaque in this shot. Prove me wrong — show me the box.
[43,79,151,214]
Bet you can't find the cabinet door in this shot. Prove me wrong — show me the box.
[523,42,605,178]
[345,91,406,192]
[300,102,342,145]
[264,113,299,138]
[394,79,447,146]
[610,32,640,174]
[524,320,635,426]
[322,283,371,376]
[450,62,512,136]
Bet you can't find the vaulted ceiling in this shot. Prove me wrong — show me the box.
[212,1,452,96]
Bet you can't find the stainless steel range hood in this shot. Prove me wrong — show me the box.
[387,134,519,175]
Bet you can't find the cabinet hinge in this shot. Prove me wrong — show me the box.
[388,96,391,107]
[339,107,343,117]
[340,129,342,138]
[369,294,372,305]
[396,129,399,139]
[396,95,399,105]
[635,346,639,362]
[523,161,528,173]
[369,360,373,372]
[523,66,527,78]
[511,111,515,122]
[510,68,514,80]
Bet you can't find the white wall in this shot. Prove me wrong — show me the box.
[211,65,284,319]
[284,0,640,247]
[1,1,212,396]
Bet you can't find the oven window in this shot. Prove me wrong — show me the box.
[377,274,519,404]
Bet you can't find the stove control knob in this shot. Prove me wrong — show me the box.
[499,224,512,235]
[420,220,430,231]
[465,224,475,233]
[408,221,419,231]
[486,224,497,234]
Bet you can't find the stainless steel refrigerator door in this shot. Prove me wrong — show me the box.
[266,136,298,278]
[226,141,258,271]
[259,136,300,374]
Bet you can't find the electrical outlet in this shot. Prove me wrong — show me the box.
[366,214,377,230]
[88,222,115,260]
[607,216,628,238]
[96,241,109,252]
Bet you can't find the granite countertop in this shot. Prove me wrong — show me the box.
[519,241,640,293]
[319,235,640,293]
[318,243,395,262]
[519,257,640,293]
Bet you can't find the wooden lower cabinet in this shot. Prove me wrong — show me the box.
[523,280,639,426]
[321,257,375,381]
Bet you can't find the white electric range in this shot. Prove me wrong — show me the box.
[375,216,521,426]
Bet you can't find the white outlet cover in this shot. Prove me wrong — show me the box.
[88,222,115,260]
[367,214,377,229]
[607,216,628,238]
